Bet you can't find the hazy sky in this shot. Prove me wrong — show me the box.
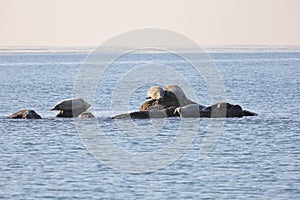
[0,0,299,46]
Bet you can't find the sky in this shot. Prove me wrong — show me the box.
[0,0,299,46]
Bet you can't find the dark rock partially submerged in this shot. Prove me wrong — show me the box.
[7,110,42,119]
[112,107,179,119]
[242,110,258,116]
[55,110,74,118]
[78,111,95,118]
[113,102,257,119]
[112,111,149,119]
[202,102,244,118]
[51,98,91,118]
[175,102,257,118]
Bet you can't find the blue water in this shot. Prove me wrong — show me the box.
[0,47,299,199]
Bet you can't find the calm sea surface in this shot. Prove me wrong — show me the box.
[0,47,299,199]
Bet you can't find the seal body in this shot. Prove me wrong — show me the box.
[163,84,197,106]
[146,86,165,100]
[140,84,193,111]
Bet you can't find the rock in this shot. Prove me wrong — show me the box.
[51,98,90,117]
[112,111,149,119]
[175,102,257,118]
[55,110,74,118]
[175,104,206,118]
[78,111,95,118]
[203,102,244,118]
[242,110,258,116]
[140,99,164,111]
[112,107,179,119]
[7,110,42,119]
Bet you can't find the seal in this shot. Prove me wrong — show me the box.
[163,84,197,106]
[146,86,165,100]
[140,85,181,111]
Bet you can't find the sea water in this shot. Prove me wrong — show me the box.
[0,47,299,199]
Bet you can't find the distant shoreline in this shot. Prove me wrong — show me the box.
[0,45,300,53]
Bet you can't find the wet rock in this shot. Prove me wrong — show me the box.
[78,111,95,118]
[7,110,42,119]
[51,98,90,118]
[175,102,257,118]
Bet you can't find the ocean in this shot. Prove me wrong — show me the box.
[0,47,299,199]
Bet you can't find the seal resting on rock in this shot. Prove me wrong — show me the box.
[7,110,42,119]
[140,92,180,111]
[140,84,195,111]
[140,86,178,111]
[146,86,165,100]
[51,98,90,117]
[163,84,197,106]
[115,85,257,119]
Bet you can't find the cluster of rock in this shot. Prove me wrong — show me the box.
[7,84,257,120]
[112,84,257,119]
[7,98,94,119]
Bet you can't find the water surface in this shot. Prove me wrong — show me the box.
[0,47,299,199]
